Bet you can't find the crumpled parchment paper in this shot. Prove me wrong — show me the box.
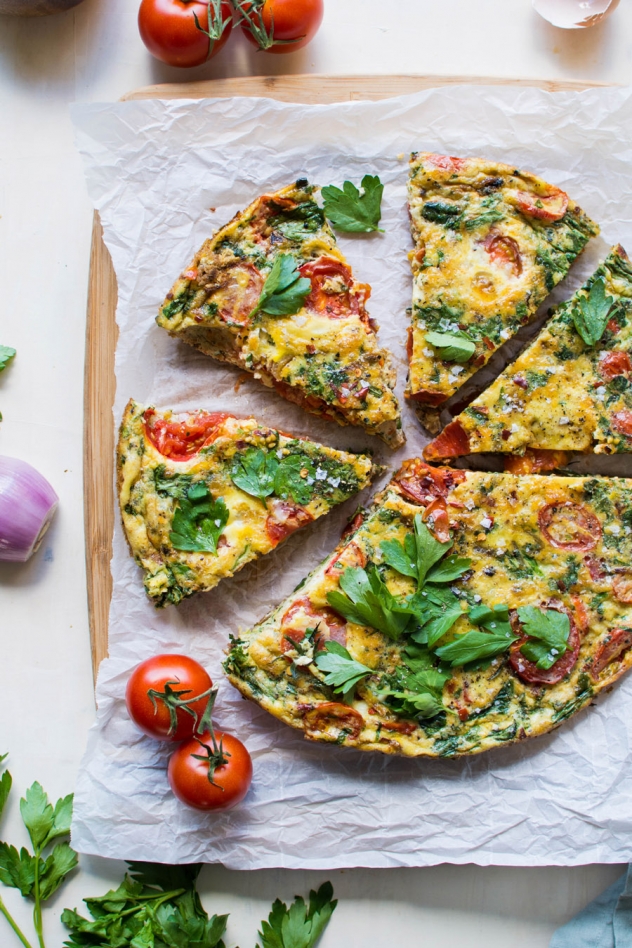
[70,85,632,868]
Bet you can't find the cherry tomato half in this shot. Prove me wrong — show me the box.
[138,0,233,68]
[144,409,229,461]
[168,730,253,810]
[126,654,213,742]
[239,0,323,53]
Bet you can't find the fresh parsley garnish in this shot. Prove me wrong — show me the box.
[435,604,517,667]
[250,254,311,319]
[314,641,372,701]
[321,175,384,233]
[327,565,411,640]
[571,276,615,347]
[381,645,450,720]
[406,586,465,649]
[0,346,16,373]
[170,482,229,554]
[380,513,453,585]
[516,605,571,669]
[425,330,476,363]
[273,454,316,505]
[257,881,337,948]
[231,447,278,503]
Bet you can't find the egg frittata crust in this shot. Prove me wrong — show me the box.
[225,461,632,757]
[406,153,599,430]
[117,400,379,607]
[155,181,404,449]
[425,246,632,464]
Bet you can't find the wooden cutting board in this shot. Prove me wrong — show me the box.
[85,73,605,682]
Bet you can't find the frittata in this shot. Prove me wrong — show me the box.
[425,246,632,466]
[156,181,404,448]
[406,153,599,431]
[118,400,379,607]
[225,460,632,757]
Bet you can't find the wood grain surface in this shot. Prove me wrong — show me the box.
[86,73,603,682]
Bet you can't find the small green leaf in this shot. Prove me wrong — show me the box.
[0,842,37,897]
[380,537,418,580]
[231,447,278,503]
[411,514,452,585]
[47,793,74,843]
[257,882,337,948]
[425,330,476,363]
[39,841,78,901]
[0,346,16,372]
[425,555,471,584]
[170,485,229,554]
[435,628,517,667]
[0,768,11,821]
[314,642,372,700]
[516,605,570,670]
[20,782,54,850]
[571,277,614,347]
[327,565,410,640]
[251,254,311,319]
[274,455,317,506]
[322,175,384,233]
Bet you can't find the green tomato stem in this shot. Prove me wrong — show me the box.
[0,894,34,948]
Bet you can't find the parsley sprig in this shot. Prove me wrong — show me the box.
[327,564,411,640]
[170,482,229,554]
[424,330,476,364]
[381,644,451,720]
[314,641,372,701]
[321,175,384,233]
[571,276,615,347]
[249,254,311,319]
[516,606,570,669]
[435,605,516,667]
[231,447,318,507]
[257,881,337,948]
[0,759,77,948]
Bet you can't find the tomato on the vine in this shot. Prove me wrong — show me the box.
[235,0,323,53]
[168,729,253,810]
[138,0,233,68]
[125,654,213,742]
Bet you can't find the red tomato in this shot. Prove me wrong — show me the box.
[424,420,471,461]
[483,233,523,276]
[168,730,253,810]
[509,604,580,686]
[238,0,323,53]
[280,596,347,652]
[394,458,466,506]
[299,257,370,322]
[613,572,632,604]
[138,0,233,68]
[513,187,569,222]
[325,540,367,578]
[503,450,569,475]
[598,350,631,381]
[425,154,466,172]
[144,409,229,461]
[265,498,313,545]
[590,628,632,680]
[612,410,632,437]
[538,502,602,552]
[211,263,263,327]
[126,654,213,742]
[303,702,364,741]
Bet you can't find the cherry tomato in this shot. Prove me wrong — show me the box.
[513,187,569,222]
[425,154,466,173]
[299,257,369,321]
[612,410,632,438]
[613,572,632,604]
[126,654,213,741]
[138,0,233,68]
[598,350,631,381]
[424,420,471,461]
[303,702,364,741]
[483,233,523,276]
[503,450,569,475]
[168,730,253,810]
[144,409,229,461]
[238,0,323,53]
[393,458,466,505]
[280,596,347,653]
[538,502,602,552]
[265,498,313,545]
[213,263,263,327]
[590,628,632,680]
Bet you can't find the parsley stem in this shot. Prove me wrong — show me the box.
[32,846,44,948]
[0,894,34,948]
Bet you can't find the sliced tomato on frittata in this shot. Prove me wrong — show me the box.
[118,400,380,607]
[425,245,632,463]
[156,181,404,448]
[406,153,599,431]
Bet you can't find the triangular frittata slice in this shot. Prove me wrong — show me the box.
[406,153,599,430]
[118,400,380,607]
[425,246,632,465]
[225,459,632,757]
[156,181,404,448]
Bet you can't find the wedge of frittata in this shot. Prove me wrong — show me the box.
[425,245,632,466]
[156,181,404,449]
[118,400,380,607]
[406,153,599,431]
[225,460,632,757]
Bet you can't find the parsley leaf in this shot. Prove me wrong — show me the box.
[274,455,317,505]
[571,277,614,347]
[170,483,229,554]
[0,346,16,372]
[231,447,278,503]
[406,587,464,648]
[0,756,11,822]
[381,513,453,585]
[435,626,517,667]
[516,605,570,669]
[381,645,450,720]
[314,641,372,701]
[321,175,384,233]
[251,254,311,319]
[425,330,476,363]
[257,881,337,948]
[327,565,411,640]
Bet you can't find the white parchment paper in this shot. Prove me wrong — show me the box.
[71,86,632,868]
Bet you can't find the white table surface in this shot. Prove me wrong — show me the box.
[1,1,631,945]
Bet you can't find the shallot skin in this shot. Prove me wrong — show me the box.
[0,456,58,562]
